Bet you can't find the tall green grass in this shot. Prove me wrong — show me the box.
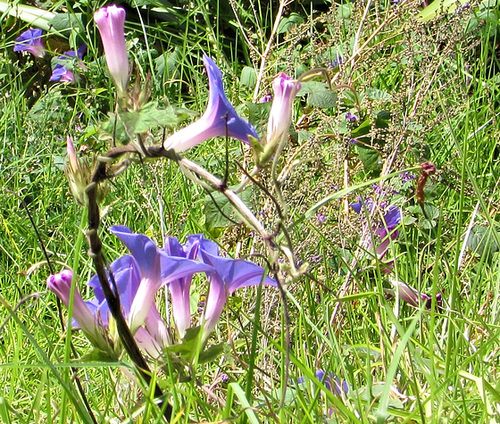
[1,0,500,422]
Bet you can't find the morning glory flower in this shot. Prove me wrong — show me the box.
[163,56,259,152]
[266,73,302,148]
[94,5,129,96]
[374,205,401,258]
[391,279,442,310]
[195,239,277,340]
[47,270,111,352]
[110,226,212,334]
[85,253,172,355]
[162,235,203,338]
[297,370,349,397]
[14,28,45,58]
[50,44,86,83]
[350,200,401,270]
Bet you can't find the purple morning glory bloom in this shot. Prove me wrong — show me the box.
[47,270,111,352]
[392,279,442,310]
[110,226,213,334]
[296,370,348,417]
[85,253,172,354]
[163,56,259,152]
[195,240,277,339]
[94,5,129,96]
[351,200,401,269]
[14,28,45,58]
[50,44,87,83]
[161,235,207,338]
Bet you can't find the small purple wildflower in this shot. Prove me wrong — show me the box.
[259,93,272,103]
[345,112,358,122]
[400,171,416,183]
[316,213,327,224]
[14,28,45,58]
[220,373,230,383]
[328,57,343,68]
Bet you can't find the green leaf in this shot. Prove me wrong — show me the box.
[365,88,392,101]
[418,0,468,22]
[351,118,371,138]
[299,81,337,109]
[203,185,256,230]
[467,225,500,259]
[240,66,257,87]
[246,101,271,129]
[375,110,391,128]
[277,12,304,34]
[355,144,382,174]
[198,343,225,363]
[134,102,193,133]
[49,13,85,38]
[338,3,352,19]
[105,102,196,142]
[309,89,337,109]
[155,48,180,79]
[102,113,131,144]
[298,81,326,95]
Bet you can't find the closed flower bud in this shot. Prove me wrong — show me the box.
[94,5,129,97]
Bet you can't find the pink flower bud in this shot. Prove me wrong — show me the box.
[94,5,129,96]
[266,73,301,146]
[47,270,110,351]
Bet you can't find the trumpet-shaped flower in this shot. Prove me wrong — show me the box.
[109,226,212,334]
[195,239,277,339]
[50,44,86,83]
[351,200,401,271]
[14,28,45,58]
[391,279,442,310]
[373,205,401,258]
[47,270,110,352]
[163,56,258,152]
[161,236,202,338]
[94,5,129,96]
[266,73,301,146]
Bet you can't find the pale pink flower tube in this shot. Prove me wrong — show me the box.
[94,5,129,96]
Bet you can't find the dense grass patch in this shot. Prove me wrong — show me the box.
[1,0,500,422]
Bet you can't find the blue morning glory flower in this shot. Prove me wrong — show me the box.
[14,28,45,58]
[163,56,258,152]
[50,44,86,83]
